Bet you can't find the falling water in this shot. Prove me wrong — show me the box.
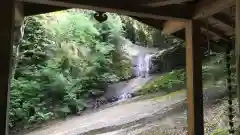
[136,53,153,78]
[114,53,154,102]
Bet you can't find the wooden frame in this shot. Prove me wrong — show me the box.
[0,0,15,134]
[193,0,235,19]
[19,0,193,21]
[185,20,204,135]
[1,0,239,135]
[143,0,193,7]
[236,0,240,112]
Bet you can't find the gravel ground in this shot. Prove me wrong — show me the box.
[17,81,239,135]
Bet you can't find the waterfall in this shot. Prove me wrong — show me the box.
[136,53,153,77]
[112,53,153,102]
[144,54,152,76]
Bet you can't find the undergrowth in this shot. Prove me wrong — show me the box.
[137,53,231,95]
[210,129,228,135]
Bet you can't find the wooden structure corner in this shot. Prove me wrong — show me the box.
[1,0,240,135]
[185,20,204,135]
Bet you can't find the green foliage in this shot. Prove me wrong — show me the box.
[121,16,183,48]
[10,9,131,129]
[121,16,155,46]
[10,9,183,130]
[202,53,234,84]
[137,53,228,95]
[138,69,185,95]
[210,129,228,135]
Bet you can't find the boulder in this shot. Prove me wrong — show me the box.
[151,45,186,73]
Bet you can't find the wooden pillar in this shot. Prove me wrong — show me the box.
[0,0,15,135]
[236,0,240,113]
[185,20,204,135]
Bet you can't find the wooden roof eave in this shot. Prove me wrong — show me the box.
[20,0,193,20]
[21,0,235,44]
[142,0,194,7]
[23,3,67,16]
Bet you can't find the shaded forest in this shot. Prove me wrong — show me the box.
[10,9,177,129]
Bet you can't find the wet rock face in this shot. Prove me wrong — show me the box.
[118,93,133,100]
[131,45,186,75]
[104,92,134,103]
[151,45,186,73]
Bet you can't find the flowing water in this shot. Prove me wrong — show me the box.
[116,53,154,101]
[136,53,153,78]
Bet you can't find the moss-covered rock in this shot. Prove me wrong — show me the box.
[151,45,186,73]
[210,128,228,135]
[137,53,231,96]
[136,69,185,95]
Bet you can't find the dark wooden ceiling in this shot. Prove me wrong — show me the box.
[19,0,236,46]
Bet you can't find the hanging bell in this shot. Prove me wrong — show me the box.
[93,11,108,23]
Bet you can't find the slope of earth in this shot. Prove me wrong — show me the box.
[104,74,160,99]
[18,79,233,135]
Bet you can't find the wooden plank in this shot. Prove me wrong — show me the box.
[132,17,165,29]
[19,0,193,20]
[162,20,186,35]
[0,0,15,135]
[198,21,230,42]
[162,20,230,42]
[14,2,25,42]
[134,17,212,41]
[212,13,234,29]
[144,0,193,7]
[23,3,67,16]
[194,0,235,19]
[236,0,240,113]
[185,20,204,135]
[133,16,184,39]
[15,2,24,26]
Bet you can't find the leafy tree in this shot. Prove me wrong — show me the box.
[10,9,132,129]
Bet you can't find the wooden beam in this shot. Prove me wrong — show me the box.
[236,0,240,113]
[24,3,67,16]
[161,20,230,42]
[144,0,193,7]
[14,2,25,43]
[212,13,234,29]
[162,20,186,35]
[193,0,235,19]
[0,0,15,135]
[185,20,204,135]
[15,2,24,26]
[133,17,164,28]
[134,17,212,41]
[18,0,193,20]
[198,21,230,42]
[133,16,183,38]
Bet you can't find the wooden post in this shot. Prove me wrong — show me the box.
[0,0,15,134]
[236,0,240,113]
[185,20,204,135]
